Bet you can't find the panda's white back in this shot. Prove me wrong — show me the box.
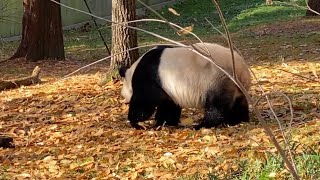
[158,43,250,109]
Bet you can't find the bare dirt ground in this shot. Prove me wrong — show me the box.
[248,17,320,36]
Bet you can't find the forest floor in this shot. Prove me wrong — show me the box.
[1,16,320,180]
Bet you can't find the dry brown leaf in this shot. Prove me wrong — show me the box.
[168,7,180,16]
[177,25,194,35]
[1,59,319,179]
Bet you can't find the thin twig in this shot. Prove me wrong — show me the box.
[136,1,212,59]
[249,68,299,179]
[62,43,179,79]
[49,1,300,178]
[209,0,300,179]
[276,68,320,83]
[49,0,187,48]
[210,0,236,79]
[254,91,294,131]
[254,91,297,173]
[51,0,234,89]
[304,0,320,15]
[277,1,320,15]
[83,0,110,54]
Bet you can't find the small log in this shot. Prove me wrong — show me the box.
[0,66,41,91]
[0,136,15,148]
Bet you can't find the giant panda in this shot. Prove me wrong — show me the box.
[119,42,251,130]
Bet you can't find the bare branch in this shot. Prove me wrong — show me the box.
[210,0,236,79]
[49,1,301,178]
[62,43,180,79]
[254,91,297,173]
[209,0,300,179]
[305,0,320,15]
[259,66,320,83]
[277,1,320,15]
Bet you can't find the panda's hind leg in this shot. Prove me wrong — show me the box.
[195,78,234,130]
[228,94,249,125]
[155,98,181,127]
[195,96,232,130]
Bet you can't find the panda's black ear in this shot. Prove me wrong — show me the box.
[118,66,127,77]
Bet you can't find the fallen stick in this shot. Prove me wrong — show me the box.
[0,66,41,91]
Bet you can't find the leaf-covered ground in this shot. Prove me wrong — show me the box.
[1,19,320,179]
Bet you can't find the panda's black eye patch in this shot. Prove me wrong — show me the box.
[119,66,127,77]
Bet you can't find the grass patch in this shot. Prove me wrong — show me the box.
[239,148,320,180]
[179,149,320,179]
[228,3,305,31]
[142,0,305,36]
[63,0,306,59]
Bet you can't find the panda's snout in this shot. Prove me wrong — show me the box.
[120,86,132,104]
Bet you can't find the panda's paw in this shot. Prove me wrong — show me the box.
[194,120,223,130]
[194,124,210,130]
[154,120,178,127]
[130,122,146,130]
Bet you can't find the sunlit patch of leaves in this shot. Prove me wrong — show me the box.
[0,56,319,179]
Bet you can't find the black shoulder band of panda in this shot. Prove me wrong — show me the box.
[118,66,127,77]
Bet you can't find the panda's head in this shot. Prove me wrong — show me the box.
[119,45,175,104]
[119,58,142,103]
[119,66,132,103]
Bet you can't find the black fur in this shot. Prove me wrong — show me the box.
[229,95,249,125]
[155,98,181,127]
[128,46,179,128]
[195,77,249,129]
[127,45,249,130]
[119,66,127,77]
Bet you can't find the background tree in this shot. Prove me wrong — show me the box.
[306,0,320,16]
[10,0,65,61]
[110,0,139,70]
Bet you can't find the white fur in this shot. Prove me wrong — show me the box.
[158,43,251,108]
[121,58,140,103]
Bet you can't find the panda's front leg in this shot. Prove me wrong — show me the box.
[154,99,181,127]
[128,95,156,129]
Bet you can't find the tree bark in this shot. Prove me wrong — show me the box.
[0,66,41,91]
[306,0,320,16]
[10,0,65,61]
[111,0,139,70]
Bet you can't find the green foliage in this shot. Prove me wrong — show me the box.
[64,0,307,50]
[228,3,305,31]
[296,146,320,179]
[233,149,319,179]
[179,145,320,180]
[142,0,305,35]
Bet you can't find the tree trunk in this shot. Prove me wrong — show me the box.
[111,0,139,70]
[306,0,320,16]
[10,0,65,61]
